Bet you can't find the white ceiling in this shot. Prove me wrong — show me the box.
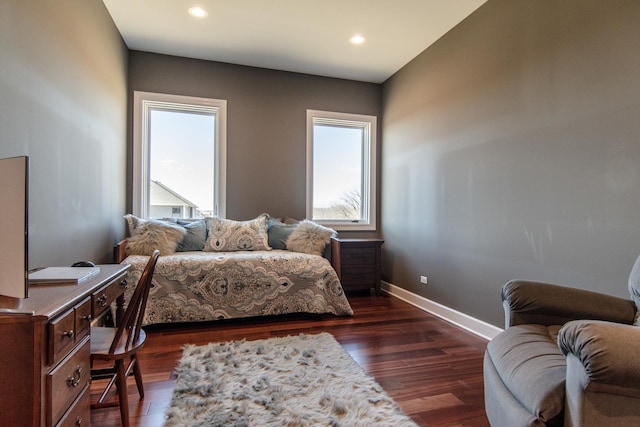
[102,0,487,84]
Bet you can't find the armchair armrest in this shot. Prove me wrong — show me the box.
[502,280,636,328]
[559,320,640,393]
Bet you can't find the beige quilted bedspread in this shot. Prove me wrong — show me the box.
[121,250,353,325]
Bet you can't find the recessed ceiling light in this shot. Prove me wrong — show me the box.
[349,34,366,45]
[188,6,208,18]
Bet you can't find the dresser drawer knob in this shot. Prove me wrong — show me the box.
[97,294,108,307]
[67,365,83,388]
[76,416,83,426]
[82,314,92,322]
[62,329,75,339]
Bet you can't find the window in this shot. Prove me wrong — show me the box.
[133,91,226,219]
[306,110,377,230]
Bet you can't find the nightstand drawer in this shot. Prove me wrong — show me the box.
[341,269,377,286]
[339,248,376,265]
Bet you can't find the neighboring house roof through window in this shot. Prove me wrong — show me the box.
[150,180,198,208]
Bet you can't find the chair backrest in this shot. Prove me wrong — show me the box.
[109,250,159,354]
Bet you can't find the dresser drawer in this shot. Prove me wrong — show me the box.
[49,299,92,366]
[48,337,91,426]
[339,248,376,265]
[74,298,92,343]
[48,309,77,366]
[91,278,124,316]
[55,383,90,427]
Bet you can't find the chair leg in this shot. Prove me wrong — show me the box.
[115,359,130,427]
[131,354,145,399]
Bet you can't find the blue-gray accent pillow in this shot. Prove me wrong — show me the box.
[176,219,207,251]
[267,218,298,250]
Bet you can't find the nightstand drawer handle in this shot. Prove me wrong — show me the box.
[67,365,83,388]
[62,329,75,339]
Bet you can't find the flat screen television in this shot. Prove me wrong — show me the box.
[0,156,29,299]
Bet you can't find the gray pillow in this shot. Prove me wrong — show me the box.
[267,218,298,250]
[176,219,207,251]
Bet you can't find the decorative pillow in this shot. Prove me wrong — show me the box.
[285,220,336,256]
[124,214,207,253]
[176,219,207,252]
[125,219,186,256]
[267,217,299,250]
[124,213,145,235]
[204,214,271,252]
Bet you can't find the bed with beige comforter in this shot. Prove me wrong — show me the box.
[121,250,353,325]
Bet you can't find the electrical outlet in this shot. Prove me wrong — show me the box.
[420,275,428,285]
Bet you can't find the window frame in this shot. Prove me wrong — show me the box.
[132,91,227,219]
[306,109,377,231]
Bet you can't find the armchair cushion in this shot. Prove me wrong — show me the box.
[486,324,566,424]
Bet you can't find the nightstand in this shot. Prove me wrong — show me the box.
[331,237,384,294]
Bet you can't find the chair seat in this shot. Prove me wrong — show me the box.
[91,326,146,359]
[486,324,566,424]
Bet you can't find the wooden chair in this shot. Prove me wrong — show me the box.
[90,250,159,427]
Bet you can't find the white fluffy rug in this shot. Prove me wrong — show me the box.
[163,332,418,427]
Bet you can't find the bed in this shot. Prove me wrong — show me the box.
[114,214,354,325]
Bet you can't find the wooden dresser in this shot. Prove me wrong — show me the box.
[331,238,384,294]
[0,264,129,427]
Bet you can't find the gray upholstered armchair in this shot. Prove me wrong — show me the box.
[483,257,640,427]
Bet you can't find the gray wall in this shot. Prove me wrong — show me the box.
[128,51,381,232]
[4,0,636,328]
[0,0,128,268]
[381,0,640,326]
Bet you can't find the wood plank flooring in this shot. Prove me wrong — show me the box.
[90,292,490,426]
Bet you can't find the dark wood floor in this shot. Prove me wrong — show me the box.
[90,292,490,426]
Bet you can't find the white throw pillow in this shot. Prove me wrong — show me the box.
[125,218,186,256]
[285,220,336,256]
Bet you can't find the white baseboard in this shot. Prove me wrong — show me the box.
[381,281,503,341]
